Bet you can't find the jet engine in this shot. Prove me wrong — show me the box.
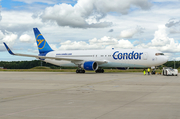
[81,61,98,71]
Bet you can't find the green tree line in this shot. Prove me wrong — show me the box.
[0,60,63,69]
[163,61,180,69]
[0,60,179,69]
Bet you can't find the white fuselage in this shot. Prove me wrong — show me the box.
[43,49,168,68]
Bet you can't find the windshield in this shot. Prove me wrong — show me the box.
[155,53,164,56]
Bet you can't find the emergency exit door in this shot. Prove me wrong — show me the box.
[143,52,148,60]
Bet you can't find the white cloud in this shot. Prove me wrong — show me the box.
[0,4,1,22]
[89,36,118,46]
[140,25,180,53]
[165,19,180,34]
[40,3,112,28]
[106,39,134,49]
[165,19,180,28]
[2,32,17,44]
[0,30,4,39]
[120,26,144,38]
[57,25,180,54]
[0,31,18,51]
[150,25,170,46]
[0,30,18,51]
[40,0,152,28]
[49,44,58,50]
[0,11,43,33]
[108,29,113,32]
[59,40,104,50]
[169,28,180,34]
[58,36,134,50]
[19,34,33,42]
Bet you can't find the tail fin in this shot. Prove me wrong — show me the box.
[33,28,53,54]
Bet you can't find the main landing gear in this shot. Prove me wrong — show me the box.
[95,68,104,73]
[76,69,85,73]
[76,68,104,73]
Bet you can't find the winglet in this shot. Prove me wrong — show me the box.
[3,42,15,55]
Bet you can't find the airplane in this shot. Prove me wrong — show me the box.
[3,28,168,73]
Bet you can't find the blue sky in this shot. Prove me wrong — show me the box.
[1,0,26,10]
[0,0,180,61]
[1,0,77,10]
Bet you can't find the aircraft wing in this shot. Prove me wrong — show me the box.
[3,42,108,65]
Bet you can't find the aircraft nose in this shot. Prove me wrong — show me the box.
[164,56,168,63]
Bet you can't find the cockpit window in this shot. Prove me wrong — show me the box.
[155,53,164,56]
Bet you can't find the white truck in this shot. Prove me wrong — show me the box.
[162,67,178,76]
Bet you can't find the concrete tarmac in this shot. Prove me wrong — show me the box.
[0,72,180,119]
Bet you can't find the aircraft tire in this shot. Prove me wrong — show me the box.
[95,69,104,73]
[76,69,85,73]
[95,70,99,73]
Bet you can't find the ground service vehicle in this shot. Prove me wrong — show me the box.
[163,67,178,76]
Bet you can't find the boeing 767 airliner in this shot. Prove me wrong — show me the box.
[4,28,168,73]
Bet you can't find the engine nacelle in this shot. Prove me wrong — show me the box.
[81,61,98,71]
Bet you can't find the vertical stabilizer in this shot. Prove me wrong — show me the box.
[33,28,53,54]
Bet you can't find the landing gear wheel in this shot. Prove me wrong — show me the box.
[76,69,85,73]
[82,70,85,73]
[95,69,104,73]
